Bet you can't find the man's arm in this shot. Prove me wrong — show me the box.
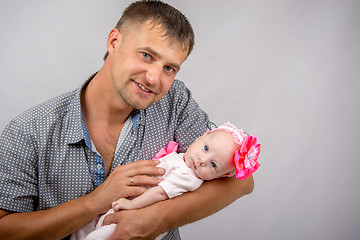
[0,193,104,240]
[0,160,164,240]
[104,175,254,240]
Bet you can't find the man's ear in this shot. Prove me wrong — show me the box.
[106,28,121,56]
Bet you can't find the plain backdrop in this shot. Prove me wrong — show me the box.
[1,0,359,239]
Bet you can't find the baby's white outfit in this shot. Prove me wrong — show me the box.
[71,152,203,240]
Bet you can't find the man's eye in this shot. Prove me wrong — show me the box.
[142,52,151,59]
[211,162,217,168]
[164,66,174,72]
[204,145,209,152]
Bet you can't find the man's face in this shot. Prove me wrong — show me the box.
[108,20,188,110]
[184,131,238,180]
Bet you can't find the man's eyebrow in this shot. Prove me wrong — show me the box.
[139,47,160,58]
[138,47,181,71]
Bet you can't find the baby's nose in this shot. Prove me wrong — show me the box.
[198,158,206,167]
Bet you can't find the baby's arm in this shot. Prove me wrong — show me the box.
[112,186,169,211]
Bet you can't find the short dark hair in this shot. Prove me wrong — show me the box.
[103,0,195,61]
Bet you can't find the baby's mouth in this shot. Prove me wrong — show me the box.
[192,159,197,170]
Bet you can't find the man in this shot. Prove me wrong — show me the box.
[0,1,253,239]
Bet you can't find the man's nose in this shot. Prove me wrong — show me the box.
[145,64,162,84]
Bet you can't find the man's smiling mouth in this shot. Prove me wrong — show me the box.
[137,83,152,93]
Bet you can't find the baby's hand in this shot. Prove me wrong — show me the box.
[112,198,131,211]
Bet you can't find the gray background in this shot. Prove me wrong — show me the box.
[1,0,359,239]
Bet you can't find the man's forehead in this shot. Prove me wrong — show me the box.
[124,19,189,56]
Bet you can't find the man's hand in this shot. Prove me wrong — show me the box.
[103,207,161,240]
[102,176,254,240]
[91,160,165,213]
[0,160,164,240]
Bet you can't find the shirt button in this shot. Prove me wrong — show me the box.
[97,164,103,170]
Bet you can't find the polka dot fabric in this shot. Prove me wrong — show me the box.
[0,77,214,239]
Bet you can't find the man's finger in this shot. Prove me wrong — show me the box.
[114,161,164,177]
[129,175,162,187]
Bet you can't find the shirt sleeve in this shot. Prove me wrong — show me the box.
[0,119,38,212]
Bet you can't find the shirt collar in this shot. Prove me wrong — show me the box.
[64,87,86,144]
[64,73,145,144]
[130,109,141,129]
[64,74,95,144]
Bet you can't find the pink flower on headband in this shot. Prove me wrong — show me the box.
[209,121,261,180]
[234,135,261,180]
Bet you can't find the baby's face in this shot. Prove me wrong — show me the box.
[184,130,237,180]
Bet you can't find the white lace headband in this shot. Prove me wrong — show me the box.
[208,121,248,147]
[208,121,261,180]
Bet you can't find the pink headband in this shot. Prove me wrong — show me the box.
[208,121,248,146]
[209,122,261,180]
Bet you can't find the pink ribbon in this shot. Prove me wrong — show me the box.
[153,141,178,160]
[153,137,261,181]
[234,136,261,180]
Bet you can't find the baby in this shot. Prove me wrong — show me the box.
[71,122,261,240]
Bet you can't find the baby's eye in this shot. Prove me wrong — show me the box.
[204,145,209,152]
[211,162,217,169]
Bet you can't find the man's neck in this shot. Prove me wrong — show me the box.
[80,69,133,176]
[81,69,133,128]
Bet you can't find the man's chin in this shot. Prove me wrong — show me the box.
[129,100,155,110]
[122,95,156,110]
